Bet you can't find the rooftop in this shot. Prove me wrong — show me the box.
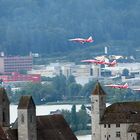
[91,82,106,95]
[6,115,78,140]
[18,96,35,109]
[101,101,140,124]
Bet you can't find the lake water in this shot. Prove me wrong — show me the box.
[77,135,91,140]
[10,104,86,123]
[10,104,91,140]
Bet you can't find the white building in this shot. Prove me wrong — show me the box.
[28,64,61,78]
[104,63,140,76]
[73,64,101,85]
[29,62,101,85]
[91,82,140,140]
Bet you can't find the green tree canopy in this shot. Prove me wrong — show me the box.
[0,0,140,57]
[122,68,129,76]
[71,104,77,131]
[67,75,76,85]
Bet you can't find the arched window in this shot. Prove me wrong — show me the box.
[21,114,24,124]
[30,115,33,123]
[3,111,5,122]
[91,104,94,111]
[90,68,93,76]
[101,97,104,105]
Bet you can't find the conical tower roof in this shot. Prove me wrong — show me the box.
[0,88,10,104]
[18,95,35,109]
[91,82,106,95]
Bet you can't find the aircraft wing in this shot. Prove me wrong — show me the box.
[99,61,106,64]
[69,39,77,41]
[81,60,95,63]
[104,84,116,88]
[105,84,128,89]
[69,38,83,41]
[104,62,109,65]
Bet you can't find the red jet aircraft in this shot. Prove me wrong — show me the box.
[104,60,117,67]
[69,36,93,44]
[105,83,129,89]
[81,59,105,65]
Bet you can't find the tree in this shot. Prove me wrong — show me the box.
[81,104,86,111]
[40,84,57,102]
[71,104,77,131]
[67,75,76,85]
[61,104,91,132]
[1,0,140,57]
[77,109,89,130]
[67,83,82,98]
[61,109,71,124]
[52,74,67,100]
[80,80,96,97]
[20,82,42,104]
[122,68,129,76]
[41,76,53,81]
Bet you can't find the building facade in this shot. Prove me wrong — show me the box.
[29,62,101,85]
[0,88,78,140]
[0,56,33,73]
[91,82,140,140]
[0,72,41,83]
[0,88,10,128]
[18,96,37,140]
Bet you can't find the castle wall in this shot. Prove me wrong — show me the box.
[128,133,137,140]
[91,94,106,140]
[100,123,130,140]
[18,109,37,140]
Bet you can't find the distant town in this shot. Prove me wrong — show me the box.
[0,51,137,106]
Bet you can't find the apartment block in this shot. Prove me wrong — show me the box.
[0,56,33,73]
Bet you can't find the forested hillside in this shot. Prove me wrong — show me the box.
[0,0,140,56]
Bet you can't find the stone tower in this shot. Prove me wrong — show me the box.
[91,82,106,140]
[0,88,10,127]
[18,96,37,140]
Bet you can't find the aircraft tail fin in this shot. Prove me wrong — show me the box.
[123,83,128,88]
[87,36,93,42]
[110,60,117,66]
[100,57,105,62]
[88,36,92,40]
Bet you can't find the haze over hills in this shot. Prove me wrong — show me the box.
[0,0,140,57]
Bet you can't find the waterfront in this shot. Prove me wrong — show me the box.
[10,104,85,123]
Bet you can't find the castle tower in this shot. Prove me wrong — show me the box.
[0,88,10,127]
[91,82,106,140]
[18,96,37,140]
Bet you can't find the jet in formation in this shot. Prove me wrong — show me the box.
[81,59,117,67]
[69,36,93,44]
[81,59,105,65]
[104,60,117,67]
[104,83,129,89]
